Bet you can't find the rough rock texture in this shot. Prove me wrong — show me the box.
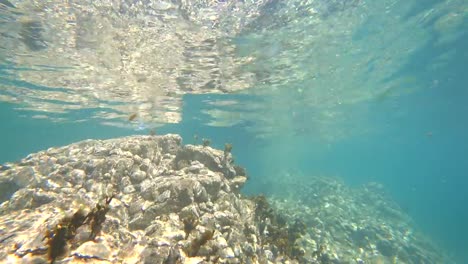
[0,134,270,264]
[0,134,454,264]
[263,175,454,264]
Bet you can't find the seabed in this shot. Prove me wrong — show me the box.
[0,135,453,263]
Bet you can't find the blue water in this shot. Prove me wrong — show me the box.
[2,81,467,261]
[1,0,467,262]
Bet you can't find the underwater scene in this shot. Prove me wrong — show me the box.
[0,0,467,263]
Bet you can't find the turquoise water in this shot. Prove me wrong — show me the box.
[1,0,467,262]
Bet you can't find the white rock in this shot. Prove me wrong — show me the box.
[164,231,185,241]
[141,200,154,211]
[184,257,204,264]
[220,247,235,258]
[140,158,152,170]
[233,245,242,256]
[155,190,171,202]
[250,234,257,244]
[122,151,133,158]
[131,169,146,183]
[109,148,123,155]
[123,185,136,194]
[216,236,228,248]
[264,249,274,260]
[73,241,111,259]
[133,154,143,163]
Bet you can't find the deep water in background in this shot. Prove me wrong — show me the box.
[241,23,468,262]
[245,44,468,263]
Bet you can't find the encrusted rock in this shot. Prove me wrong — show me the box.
[0,134,451,264]
[0,135,268,264]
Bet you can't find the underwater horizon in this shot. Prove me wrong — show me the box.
[1,0,467,263]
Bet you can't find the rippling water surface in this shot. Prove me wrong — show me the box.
[1,0,463,137]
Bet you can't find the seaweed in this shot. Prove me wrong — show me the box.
[265,223,305,258]
[252,195,274,221]
[202,138,211,147]
[251,195,307,260]
[224,143,233,154]
[185,229,215,257]
[289,219,307,242]
[193,134,199,144]
[45,209,88,263]
[45,224,68,263]
[223,143,233,163]
[243,223,256,239]
[276,213,287,227]
[85,195,114,240]
[182,215,199,240]
[43,195,113,263]
[68,209,88,237]
[312,244,327,260]
[312,244,331,264]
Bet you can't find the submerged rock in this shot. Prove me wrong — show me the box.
[264,175,454,264]
[0,134,454,264]
[0,134,286,263]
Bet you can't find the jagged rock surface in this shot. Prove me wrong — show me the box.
[263,175,454,264]
[0,134,455,264]
[0,134,267,264]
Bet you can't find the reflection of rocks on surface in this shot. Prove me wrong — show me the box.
[0,1,262,125]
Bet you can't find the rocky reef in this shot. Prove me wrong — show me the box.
[0,134,309,263]
[0,134,454,263]
[259,175,455,264]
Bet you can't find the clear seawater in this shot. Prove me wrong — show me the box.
[1,0,467,262]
